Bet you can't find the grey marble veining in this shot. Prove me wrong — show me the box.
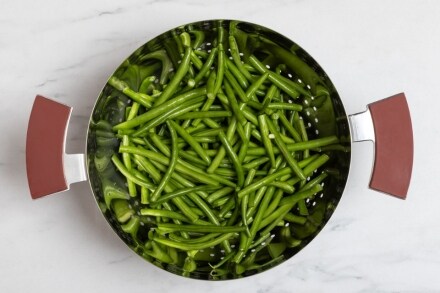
[1,0,439,292]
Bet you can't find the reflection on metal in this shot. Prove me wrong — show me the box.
[349,109,375,143]
[64,153,87,186]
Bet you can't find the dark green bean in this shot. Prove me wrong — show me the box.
[153,232,236,251]
[169,120,211,165]
[223,81,246,125]
[218,130,244,187]
[154,37,192,105]
[157,223,245,234]
[150,122,178,202]
[152,185,218,206]
[258,114,276,167]
[246,136,339,156]
[266,118,305,180]
[114,87,206,130]
[174,111,232,120]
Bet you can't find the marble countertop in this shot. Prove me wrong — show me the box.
[1,0,439,292]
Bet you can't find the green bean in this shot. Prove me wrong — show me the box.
[298,118,309,159]
[205,70,216,96]
[121,146,236,187]
[190,51,204,70]
[169,232,221,244]
[278,183,323,208]
[237,167,291,199]
[249,56,302,99]
[218,197,236,218]
[108,76,153,108]
[174,111,232,120]
[141,209,190,222]
[157,223,245,234]
[150,122,178,202]
[225,59,249,89]
[121,135,137,197]
[141,186,150,204]
[224,70,248,102]
[192,128,225,137]
[152,185,218,206]
[229,35,253,81]
[111,155,155,190]
[223,81,246,125]
[283,213,307,225]
[139,50,172,85]
[278,112,302,142]
[268,181,295,193]
[153,232,236,251]
[189,30,205,49]
[245,72,269,100]
[194,48,218,85]
[246,136,339,156]
[211,44,225,99]
[266,118,305,180]
[242,169,256,228]
[178,150,209,166]
[207,118,237,174]
[218,130,244,187]
[132,97,205,136]
[207,187,235,204]
[258,114,276,167]
[267,102,303,111]
[242,157,270,170]
[237,122,252,163]
[114,87,206,130]
[168,120,211,165]
[154,38,192,105]
[212,196,231,208]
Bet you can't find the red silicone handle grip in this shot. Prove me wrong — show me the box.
[368,93,413,199]
[26,95,72,199]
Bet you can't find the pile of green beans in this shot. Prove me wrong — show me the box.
[98,21,343,279]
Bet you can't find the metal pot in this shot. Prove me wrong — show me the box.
[26,20,413,280]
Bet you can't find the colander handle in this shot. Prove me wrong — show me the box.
[26,96,86,199]
[349,93,413,199]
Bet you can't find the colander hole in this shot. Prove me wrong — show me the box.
[315,129,319,135]
[313,106,317,111]
[308,122,312,127]
[265,65,271,69]
[287,73,292,78]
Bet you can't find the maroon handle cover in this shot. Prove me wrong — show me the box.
[26,95,72,199]
[368,93,413,199]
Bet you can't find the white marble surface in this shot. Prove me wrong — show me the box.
[1,0,439,292]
